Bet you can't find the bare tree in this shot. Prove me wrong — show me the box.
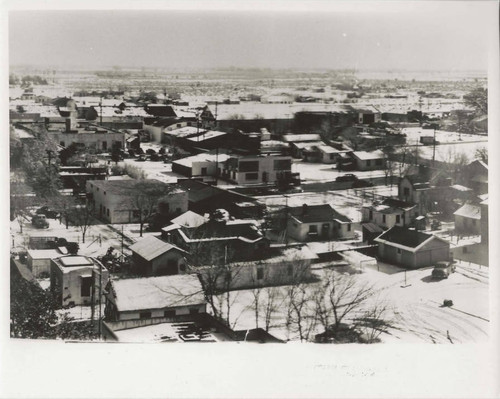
[128,181,175,237]
[260,286,284,332]
[475,147,488,164]
[310,270,392,343]
[67,200,95,243]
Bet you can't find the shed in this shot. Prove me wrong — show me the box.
[374,226,450,268]
[27,249,62,278]
[129,235,187,276]
[362,223,384,244]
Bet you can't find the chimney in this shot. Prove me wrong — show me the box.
[302,204,308,215]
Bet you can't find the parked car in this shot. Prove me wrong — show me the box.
[150,153,160,162]
[431,261,456,280]
[336,174,358,182]
[36,206,60,219]
[136,154,147,162]
[32,214,49,229]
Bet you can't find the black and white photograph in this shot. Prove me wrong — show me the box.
[1,0,499,397]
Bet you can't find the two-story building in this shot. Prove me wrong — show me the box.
[86,179,187,224]
[221,154,296,185]
[361,198,417,230]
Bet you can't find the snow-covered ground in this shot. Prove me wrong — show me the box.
[213,260,489,344]
[292,160,386,183]
[401,127,487,145]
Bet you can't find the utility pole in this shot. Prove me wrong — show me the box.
[99,96,103,126]
[432,126,436,166]
[121,225,124,263]
[215,147,219,185]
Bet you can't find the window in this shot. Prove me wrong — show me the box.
[132,210,140,218]
[257,267,264,280]
[107,209,110,217]
[274,159,291,171]
[104,191,106,196]
[382,215,386,224]
[139,311,152,319]
[472,219,477,226]
[309,225,318,233]
[164,310,176,318]
[245,172,259,181]
[239,161,259,172]
[375,159,383,165]
[179,264,186,272]
[396,215,401,224]
[397,248,402,254]
[367,160,371,167]
[201,167,207,176]
[81,276,92,297]
[369,210,373,220]
[177,123,182,128]
[463,247,468,254]
[189,308,199,315]
[287,264,293,276]
[403,187,410,197]
[102,141,107,150]
[60,141,65,147]
[347,224,351,231]
[330,153,335,160]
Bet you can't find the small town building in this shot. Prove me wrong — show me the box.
[286,204,357,242]
[351,150,385,171]
[27,248,64,278]
[129,235,187,276]
[361,223,385,244]
[50,255,109,307]
[374,226,451,268]
[462,160,488,195]
[221,154,296,186]
[176,180,263,217]
[361,198,417,230]
[172,151,231,181]
[86,179,187,224]
[454,204,481,235]
[104,274,206,321]
[206,245,318,290]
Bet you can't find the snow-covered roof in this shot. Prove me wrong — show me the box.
[128,235,185,261]
[282,134,322,143]
[170,211,208,229]
[374,226,449,253]
[454,204,481,220]
[27,249,62,260]
[172,152,231,168]
[111,274,205,312]
[352,150,385,160]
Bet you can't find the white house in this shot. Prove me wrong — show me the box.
[104,274,206,321]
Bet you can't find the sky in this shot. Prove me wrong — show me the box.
[7,2,496,71]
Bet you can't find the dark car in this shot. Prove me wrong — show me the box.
[336,174,358,182]
[36,206,60,219]
[431,261,456,280]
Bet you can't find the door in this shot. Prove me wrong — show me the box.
[321,223,330,239]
